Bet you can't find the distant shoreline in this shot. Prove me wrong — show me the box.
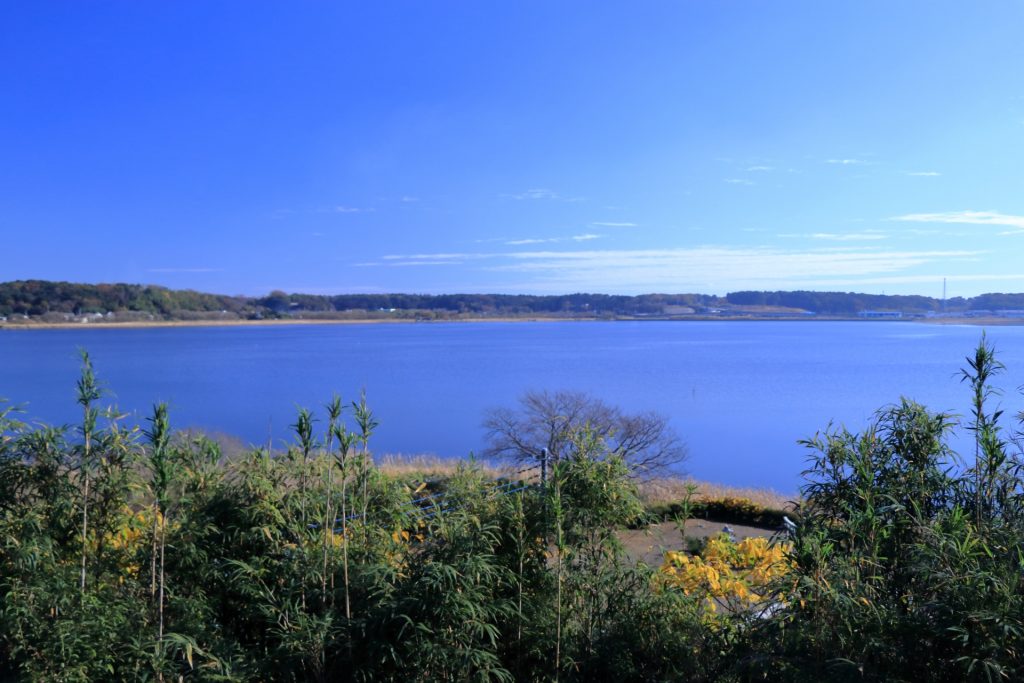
[0,316,566,330]
[3,315,1023,330]
[6,281,1024,329]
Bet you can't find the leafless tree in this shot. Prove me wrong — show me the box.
[482,389,687,476]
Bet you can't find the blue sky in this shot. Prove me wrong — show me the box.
[4,2,1024,297]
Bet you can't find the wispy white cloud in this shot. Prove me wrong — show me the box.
[778,232,887,241]
[506,238,559,245]
[724,178,754,185]
[373,246,981,293]
[491,247,979,292]
[505,233,603,246]
[906,171,941,177]
[501,188,584,202]
[590,222,638,228]
[382,253,488,261]
[810,232,888,241]
[891,210,1024,231]
[904,228,973,237]
[400,196,419,203]
[376,252,492,266]
[827,158,867,165]
[797,273,1024,287]
[510,188,558,200]
[276,205,374,216]
[746,165,774,172]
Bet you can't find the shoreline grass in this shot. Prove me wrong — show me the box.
[373,453,795,510]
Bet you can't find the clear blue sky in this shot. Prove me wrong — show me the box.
[4,2,1024,297]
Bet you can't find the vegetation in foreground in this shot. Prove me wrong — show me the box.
[2,338,1024,681]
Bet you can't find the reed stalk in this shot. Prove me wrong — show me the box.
[76,350,101,599]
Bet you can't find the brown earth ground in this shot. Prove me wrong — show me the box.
[618,519,779,566]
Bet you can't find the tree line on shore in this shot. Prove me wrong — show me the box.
[1,339,1023,680]
[5,279,1024,321]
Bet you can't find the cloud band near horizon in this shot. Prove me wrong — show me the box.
[364,245,984,294]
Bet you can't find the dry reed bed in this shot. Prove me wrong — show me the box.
[637,477,795,510]
[375,454,794,510]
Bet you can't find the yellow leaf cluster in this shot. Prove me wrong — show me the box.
[660,534,793,611]
[105,507,160,551]
[103,508,161,580]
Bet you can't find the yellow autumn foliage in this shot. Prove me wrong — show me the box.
[660,534,793,613]
[105,507,168,551]
[103,507,173,581]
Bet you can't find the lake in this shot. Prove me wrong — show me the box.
[2,321,1023,493]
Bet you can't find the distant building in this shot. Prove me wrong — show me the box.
[858,310,903,319]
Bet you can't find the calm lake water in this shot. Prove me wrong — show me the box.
[3,321,1023,493]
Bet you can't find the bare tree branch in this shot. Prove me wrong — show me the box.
[482,390,687,476]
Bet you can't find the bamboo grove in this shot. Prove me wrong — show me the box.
[2,337,1024,681]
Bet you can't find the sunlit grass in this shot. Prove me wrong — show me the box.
[376,453,510,479]
[374,453,793,509]
[636,476,795,511]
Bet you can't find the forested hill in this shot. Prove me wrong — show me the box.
[726,290,1024,315]
[3,279,1024,321]
[0,280,720,320]
[0,281,254,318]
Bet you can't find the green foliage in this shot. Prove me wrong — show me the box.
[646,496,790,529]
[727,289,944,315]
[362,510,516,682]
[0,280,254,318]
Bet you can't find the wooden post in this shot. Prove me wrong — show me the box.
[540,447,548,491]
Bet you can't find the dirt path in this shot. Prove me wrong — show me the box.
[618,519,779,566]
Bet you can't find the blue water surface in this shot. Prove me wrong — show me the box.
[3,321,1023,493]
